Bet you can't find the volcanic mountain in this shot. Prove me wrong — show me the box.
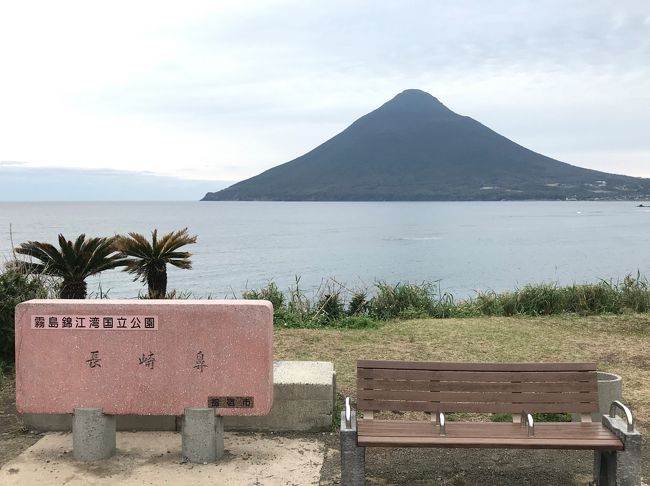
[202,89,650,201]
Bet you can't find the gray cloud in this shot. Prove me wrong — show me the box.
[35,1,650,179]
[90,2,649,108]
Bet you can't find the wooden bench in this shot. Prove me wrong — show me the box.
[340,361,642,486]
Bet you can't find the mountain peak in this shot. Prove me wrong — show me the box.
[395,88,439,101]
[378,88,454,116]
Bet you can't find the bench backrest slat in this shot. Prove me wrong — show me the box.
[357,361,599,414]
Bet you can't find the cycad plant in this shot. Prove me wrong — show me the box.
[115,228,197,299]
[15,234,123,299]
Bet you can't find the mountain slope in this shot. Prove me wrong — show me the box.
[203,89,650,201]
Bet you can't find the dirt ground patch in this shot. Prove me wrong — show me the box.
[1,431,324,485]
[0,375,41,467]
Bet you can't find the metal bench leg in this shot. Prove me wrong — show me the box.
[340,410,365,486]
[594,415,642,486]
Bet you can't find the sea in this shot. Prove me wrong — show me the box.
[0,201,649,300]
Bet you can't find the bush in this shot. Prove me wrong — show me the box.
[315,291,345,322]
[0,263,50,367]
[474,291,506,316]
[514,283,565,315]
[430,290,476,318]
[621,272,650,312]
[370,281,437,320]
[347,291,369,316]
[568,282,621,314]
[242,281,285,310]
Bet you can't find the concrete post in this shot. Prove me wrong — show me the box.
[340,410,365,486]
[72,408,116,461]
[594,415,642,486]
[182,408,224,463]
[595,372,623,422]
[573,372,623,423]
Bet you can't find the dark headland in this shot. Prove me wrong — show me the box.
[202,89,650,201]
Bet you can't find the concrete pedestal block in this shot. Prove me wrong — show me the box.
[182,408,224,464]
[224,361,335,432]
[595,372,623,422]
[22,361,335,433]
[594,415,642,486]
[72,408,116,462]
[340,411,365,486]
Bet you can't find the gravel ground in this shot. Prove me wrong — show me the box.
[318,432,649,485]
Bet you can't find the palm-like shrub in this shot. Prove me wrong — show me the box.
[15,234,123,299]
[115,228,197,299]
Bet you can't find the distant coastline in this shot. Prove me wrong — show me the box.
[0,164,229,202]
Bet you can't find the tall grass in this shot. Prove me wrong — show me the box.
[241,273,650,328]
[473,275,650,316]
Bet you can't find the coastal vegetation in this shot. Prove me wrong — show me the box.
[0,265,51,370]
[242,273,650,328]
[114,228,197,299]
[10,229,197,301]
[14,234,123,299]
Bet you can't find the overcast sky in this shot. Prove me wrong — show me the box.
[1,0,649,183]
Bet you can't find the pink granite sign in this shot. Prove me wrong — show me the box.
[15,300,273,416]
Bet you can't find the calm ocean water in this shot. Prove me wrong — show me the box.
[0,201,649,300]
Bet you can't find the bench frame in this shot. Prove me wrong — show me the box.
[340,361,642,486]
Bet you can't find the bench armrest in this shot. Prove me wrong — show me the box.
[341,396,359,432]
[437,412,446,436]
[609,400,634,433]
[345,397,352,429]
[520,411,534,437]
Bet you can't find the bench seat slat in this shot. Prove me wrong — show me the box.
[358,369,597,383]
[359,421,617,438]
[357,361,597,372]
[357,399,597,413]
[358,379,596,393]
[359,436,623,450]
[358,389,598,404]
[357,421,623,450]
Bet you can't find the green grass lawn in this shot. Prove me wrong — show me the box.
[274,313,650,428]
